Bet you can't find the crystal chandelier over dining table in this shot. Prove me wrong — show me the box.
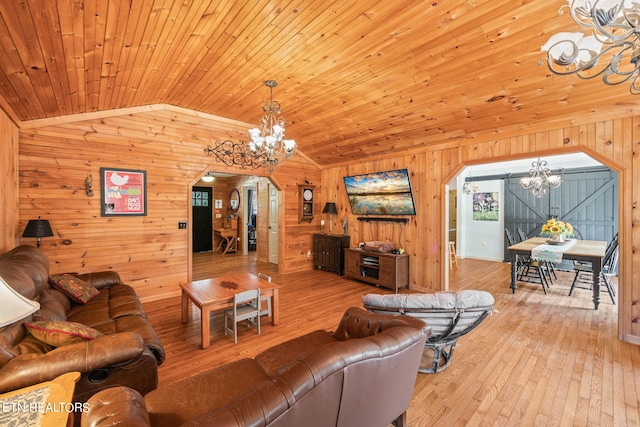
[519,158,563,197]
[248,80,296,171]
[540,0,640,94]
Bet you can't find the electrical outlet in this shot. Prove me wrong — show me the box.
[307,250,311,258]
[178,222,187,229]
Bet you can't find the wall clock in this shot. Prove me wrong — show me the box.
[298,184,315,222]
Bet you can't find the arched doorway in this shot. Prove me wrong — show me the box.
[443,150,628,339]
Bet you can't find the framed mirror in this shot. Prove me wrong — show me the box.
[228,188,240,212]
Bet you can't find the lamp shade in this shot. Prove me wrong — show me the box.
[0,275,40,327]
[22,218,54,239]
[322,202,338,215]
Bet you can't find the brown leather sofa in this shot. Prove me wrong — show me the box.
[0,245,165,403]
[82,307,431,427]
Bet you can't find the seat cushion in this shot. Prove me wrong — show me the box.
[145,358,269,427]
[67,284,146,327]
[362,290,494,310]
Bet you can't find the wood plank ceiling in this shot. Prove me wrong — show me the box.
[0,0,635,167]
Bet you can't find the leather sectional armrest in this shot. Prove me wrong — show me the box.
[0,332,144,393]
[81,386,151,427]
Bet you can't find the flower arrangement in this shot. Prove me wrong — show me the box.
[541,219,574,237]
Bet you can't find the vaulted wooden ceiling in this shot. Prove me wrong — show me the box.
[0,1,636,167]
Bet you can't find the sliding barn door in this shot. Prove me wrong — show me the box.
[504,169,617,262]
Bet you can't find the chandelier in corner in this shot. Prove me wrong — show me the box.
[463,182,480,194]
[540,0,640,94]
[520,158,563,197]
[248,80,296,171]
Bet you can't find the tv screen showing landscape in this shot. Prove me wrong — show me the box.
[343,169,416,215]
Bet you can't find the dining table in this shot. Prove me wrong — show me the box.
[507,237,607,309]
[180,272,280,349]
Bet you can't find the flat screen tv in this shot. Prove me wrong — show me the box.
[343,168,416,215]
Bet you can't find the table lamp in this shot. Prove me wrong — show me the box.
[322,202,338,234]
[0,275,40,327]
[22,217,54,248]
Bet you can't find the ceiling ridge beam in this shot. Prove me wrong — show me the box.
[18,103,253,129]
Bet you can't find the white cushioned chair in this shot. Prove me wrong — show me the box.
[362,290,494,373]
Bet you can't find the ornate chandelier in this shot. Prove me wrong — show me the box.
[541,0,640,94]
[248,80,296,171]
[520,158,563,197]
[463,182,480,194]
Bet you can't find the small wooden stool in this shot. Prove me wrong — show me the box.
[448,241,458,269]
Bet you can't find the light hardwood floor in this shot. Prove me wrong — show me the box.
[143,252,640,426]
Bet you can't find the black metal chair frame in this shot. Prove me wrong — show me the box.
[363,304,493,374]
[506,228,552,293]
[569,233,618,304]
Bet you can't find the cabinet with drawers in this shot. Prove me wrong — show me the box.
[344,248,410,292]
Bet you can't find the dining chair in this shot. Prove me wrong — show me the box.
[569,233,618,304]
[505,228,550,294]
[255,273,272,317]
[518,226,557,282]
[224,289,261,343]
[516,227,528,242]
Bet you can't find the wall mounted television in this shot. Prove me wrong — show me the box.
[343,168,416,215]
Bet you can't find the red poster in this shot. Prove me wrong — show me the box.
[101,168,147,216]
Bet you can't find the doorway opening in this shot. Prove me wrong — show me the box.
[189,171,280,281]
[444,152,621,327]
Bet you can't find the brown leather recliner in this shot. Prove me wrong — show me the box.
[82,307,431,427]
[0,245,165,403]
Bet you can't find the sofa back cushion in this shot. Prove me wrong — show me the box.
[0,245,50,299]
[191,308,430,427]
[333,305,431,340]
[336,327,427,427]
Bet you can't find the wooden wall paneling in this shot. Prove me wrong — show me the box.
[271,156,323,273]
[610,118,623,165]
[16,108,321,302]
[0,109,18,251]
[537,128,551,152]
[629,116,640,340]
[322,117,637,341]
[11,107,640,342]
[413,151,431,288]
[513,135,527,158]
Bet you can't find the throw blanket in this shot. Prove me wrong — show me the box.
[0,385,49,427]
[531,239,577,263]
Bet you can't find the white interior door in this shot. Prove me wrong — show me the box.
[268,184,279,264]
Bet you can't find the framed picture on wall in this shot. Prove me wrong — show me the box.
[472,192,499,221]
[101,168,147,216]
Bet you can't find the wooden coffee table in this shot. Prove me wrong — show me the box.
[180,272,280,349]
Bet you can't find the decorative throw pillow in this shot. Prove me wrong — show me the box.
[24,320,103,347]
[49,274,100,304]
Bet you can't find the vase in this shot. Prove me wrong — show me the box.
[550,232,564,242]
